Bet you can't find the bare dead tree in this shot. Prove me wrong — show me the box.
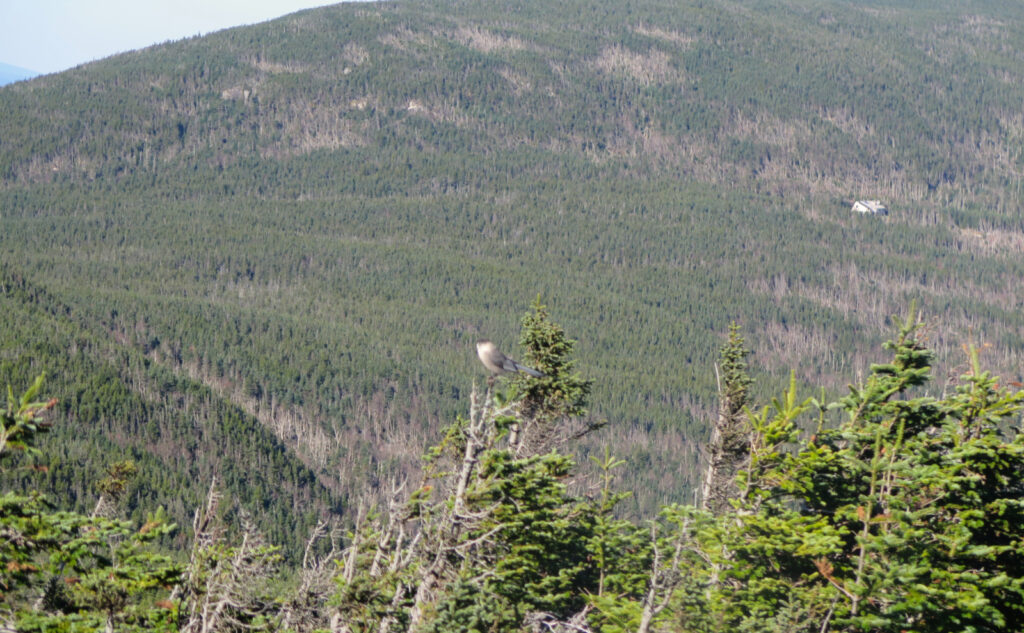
[176,479,280,633]
[637,517,689,633]
[278,519,343,632]
[330,383,518,632]
[406,383,512,628]
[525,606,595,633]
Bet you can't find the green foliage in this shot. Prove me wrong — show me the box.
[506,299,600,455]
[425,450,594,632]
[516,296,594,423]
[0,377,181,632]
[96,460,140,504]
[585,449,653,632]
[812,315,1024,632]
[719,323,753,419]
[0,374,54,463]
[13,509,181,633]
[658,311,1024,633]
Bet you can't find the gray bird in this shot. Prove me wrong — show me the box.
[476,339,544,378]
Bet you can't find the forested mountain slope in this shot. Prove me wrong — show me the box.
[2,0,1024,523]
[0,266,341,554]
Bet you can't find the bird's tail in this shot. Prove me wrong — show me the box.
[515,363,545,378]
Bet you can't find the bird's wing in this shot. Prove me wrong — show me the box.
[512,361,544,377]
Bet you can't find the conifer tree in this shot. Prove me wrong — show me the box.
[682,309,1024,632]
[700,323,754,515]
[0,375,181,632]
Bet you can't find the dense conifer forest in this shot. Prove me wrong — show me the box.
[2,0,1024,628]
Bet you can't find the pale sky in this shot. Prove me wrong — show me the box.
[0,0,345,75]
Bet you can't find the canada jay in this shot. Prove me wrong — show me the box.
[476,339,544,377]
